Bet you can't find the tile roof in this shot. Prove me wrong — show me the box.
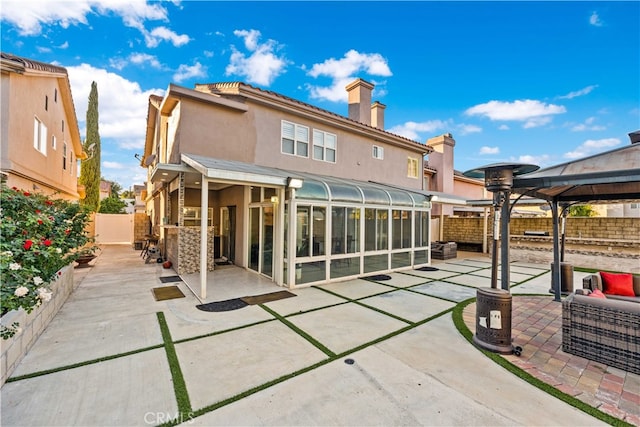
[1,52,68,75]
[194,81,432,153]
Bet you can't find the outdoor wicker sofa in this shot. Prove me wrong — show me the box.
[562,290,640,375]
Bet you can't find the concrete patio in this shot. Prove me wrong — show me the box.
[1,244,637,426]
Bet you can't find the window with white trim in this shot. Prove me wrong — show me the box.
[313,129,336,162]
[281,120,309,157]
[407,157,419,178]
[373,145,384,160]
[51,134,57,150]
[33,117,47,155]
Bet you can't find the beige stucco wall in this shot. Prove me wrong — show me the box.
[166,96,425,191]
[0,71,81,199]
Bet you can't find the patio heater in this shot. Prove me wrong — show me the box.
[463,162,539,354]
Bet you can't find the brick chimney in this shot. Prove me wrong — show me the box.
[371,101,386,130]
[346,78,373,125]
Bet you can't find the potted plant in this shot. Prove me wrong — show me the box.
[74,246,100,267]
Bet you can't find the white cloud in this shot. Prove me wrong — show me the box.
[558,85,598,99]
[173,62,207,83]
[144,26,190,48]
[479,146,499,155]
[564,138,621,159]
[387,120,450,141]
[109,53,163,71]
[589,11,603,27]
[67,63,164,150]
[457,124,482,136]
[513,154,553,167]
[225,29,287,86]
[102,161,126,169]
[58,41,69,49]
[498,124,509,130]
[465,99,566,128]
[0,0,168,36]
[129,53,163,69]
[306,50,392,102]
[36,46,52,53]
[570,116,606,132]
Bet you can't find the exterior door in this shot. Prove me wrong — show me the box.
[248,205,274,278]
[220,206,236,262]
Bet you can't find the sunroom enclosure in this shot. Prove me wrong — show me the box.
[282,174,432,287]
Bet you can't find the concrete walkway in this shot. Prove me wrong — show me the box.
[0,245,627,426]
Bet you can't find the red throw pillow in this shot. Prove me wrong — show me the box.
[600,272,635,297]
[588,288,607,299]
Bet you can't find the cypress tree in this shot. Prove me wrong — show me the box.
[80,81,101,212]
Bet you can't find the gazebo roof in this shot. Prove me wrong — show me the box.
[512,142,640,203]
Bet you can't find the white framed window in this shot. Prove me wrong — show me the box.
[52,134,57,150]
[373,145,384,160]
[313,129,337,162]
[407,157,419,178]
[33,116,47,155]
[183,207,214,226]
[281,120,309,157]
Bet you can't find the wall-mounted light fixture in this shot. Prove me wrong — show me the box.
[287,177,304,189]
[270,196,279,204]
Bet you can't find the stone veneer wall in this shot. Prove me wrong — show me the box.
[177,226,216,274]
[0,264,74,385]
[443,217,640,245]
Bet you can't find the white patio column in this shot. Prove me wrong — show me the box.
[200,177,209,299]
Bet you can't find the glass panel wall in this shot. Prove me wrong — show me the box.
[331,207,360,254]
[365,208,388,251]
[312,207,326,256]
[392,210,412,249]
[415,211,429,247]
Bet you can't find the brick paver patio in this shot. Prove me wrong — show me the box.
[464,296,640,426]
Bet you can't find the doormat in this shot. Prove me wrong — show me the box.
[364,274,392,281]
[152,285,185,301]
[196,298,248,312]
[416,266,439,272]
[159,275,182,283]
[241,290,297,305]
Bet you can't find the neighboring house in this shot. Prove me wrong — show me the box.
[142,78,443,295]
[99,179,111,200]
[0,53,85,200]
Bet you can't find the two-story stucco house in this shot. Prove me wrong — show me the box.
[0,53,85,200]
[142,78,447,297]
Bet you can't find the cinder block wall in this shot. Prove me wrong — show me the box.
[133,213,150,244]
[443,217,640,244]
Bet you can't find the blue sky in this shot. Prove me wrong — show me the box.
[2,1,639,190]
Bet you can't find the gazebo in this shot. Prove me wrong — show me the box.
[511,137,640,300]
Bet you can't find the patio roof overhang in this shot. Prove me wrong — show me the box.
[149,153,462,207]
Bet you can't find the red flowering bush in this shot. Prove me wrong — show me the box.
[1,184,93,338]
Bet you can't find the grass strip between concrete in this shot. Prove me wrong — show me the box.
[166,303,455,425]
[451,299,633,427]
[6,344,165,382]
[260,305,336,357]
[156,312,193,425]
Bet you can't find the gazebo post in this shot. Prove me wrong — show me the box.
[551,199,562,302]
